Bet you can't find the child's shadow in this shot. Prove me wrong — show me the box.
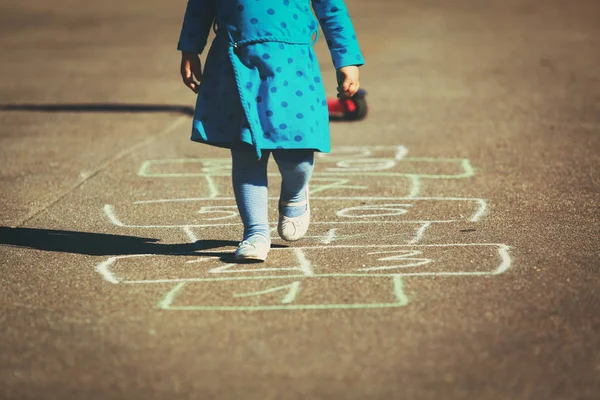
[0,226,286,262]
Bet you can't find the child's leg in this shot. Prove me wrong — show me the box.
[272,150,314,217]
[231,148,271,242]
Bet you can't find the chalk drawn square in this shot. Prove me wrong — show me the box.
[96,244,511,285]
[103,197,486,229]
[96,244,511,311]
[296,244,511,277]
[315,146,475,179]
[138,149,474,180]
[135,146,478,199]
[177,222,438,247]
[157,276,409,311]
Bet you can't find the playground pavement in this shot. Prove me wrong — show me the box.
[0,0,599,399]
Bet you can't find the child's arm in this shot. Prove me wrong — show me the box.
[312,0,364,97]
[177,0,215,93]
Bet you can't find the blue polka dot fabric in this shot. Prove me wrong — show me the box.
[178,0,364,157]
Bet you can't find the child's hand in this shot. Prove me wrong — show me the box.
[180,51,203,94]
[336,65,360,98]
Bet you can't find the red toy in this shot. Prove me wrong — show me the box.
[327,88,368,121]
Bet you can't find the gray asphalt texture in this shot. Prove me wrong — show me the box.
[1,0,599,399]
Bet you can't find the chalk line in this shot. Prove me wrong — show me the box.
[133,196,486,203]
[186,257,212,264]
[295,248,314,276]
[95,253,160,284]
[492,244,512,275]
[109,243,513,284]
[233,281,301,304]
[157,276,410,311]
[393,276,410,305]
[322,228,337,244]
[11,116,188,228]
[336,203,413,218]
[182,226,198,243]
[395,146,409,160]
[407,175,421,198]
[408,222,433,244]
[158,282,187,309]
[205,175,219,198]
[104,204,124,227]
[359,250,433,271]
[209,263,299,274]
[309,178,367,194]
[125,271,499,285]
[95,257,120,284]
[103,208,459,229]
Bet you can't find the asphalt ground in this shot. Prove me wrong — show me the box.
[1,0,599,399]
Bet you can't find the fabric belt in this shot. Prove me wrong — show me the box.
[213,20,319,50]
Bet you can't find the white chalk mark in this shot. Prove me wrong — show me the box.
[95,257,120,284]
[299,230,365,244]
[233,281,301,304]
[395,146,409,160]
[205,175,219,198]
[209,263,299,274]
[360,250,433,271]
[323,228,337,244]
[407,175,421,198]
[337,204,413,218]
[408,222,432,244]
[125,271,494,284]
[201,159,232,174]
[158,282,186,309]
[95,253,161,284]
[492,244,512,275]
[104,203,459,228]
[133,196,485,204]
[139,158,231,178]
[316,147,373,160]
[361,261,432,271]
[107,243,513,284]
[392,276,410,305]
[185,258,211,264]
[104,204,124,226]
[470,198,487,222]
[203,249,312,277]
[389,157,476,179]
[136,150,475,180]
[295,248,314,276]
[197,205,239,220]
[461,159,475,179]
[317,145,408,162]
[369,250,424,257]
[182,226,198,243]
[137,160,153,177]
[326,158,397,172]
[309,178,367,195]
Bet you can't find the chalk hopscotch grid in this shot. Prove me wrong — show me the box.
[95,146,512,311]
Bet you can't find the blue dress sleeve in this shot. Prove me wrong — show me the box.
[312,0,365,69]
[177,0,215,54]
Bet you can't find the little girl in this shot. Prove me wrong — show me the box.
[178,0,363,261]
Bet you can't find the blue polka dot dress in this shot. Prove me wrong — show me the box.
[178,0,364,158]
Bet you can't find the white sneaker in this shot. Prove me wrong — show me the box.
[277,186,310,242]
[234,236,271,262]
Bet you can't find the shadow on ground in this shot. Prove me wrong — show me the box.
[0,227,288,263]
[0,103,357,122]
[0,227,232,257]
[0,103,195,116]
